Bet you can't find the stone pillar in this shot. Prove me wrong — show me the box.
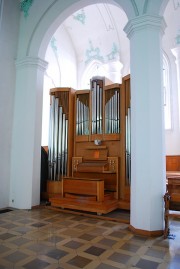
[124,15,166,235]
[10,57,48,209]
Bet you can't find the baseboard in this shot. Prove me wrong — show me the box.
[129,225,163,237]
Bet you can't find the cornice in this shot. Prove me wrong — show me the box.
[124,14,167,39]
[16,56,48,71]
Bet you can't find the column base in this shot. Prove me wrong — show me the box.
[129,225,163,237]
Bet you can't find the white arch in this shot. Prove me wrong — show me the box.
[17,0,169,61]
[21,0,138,59]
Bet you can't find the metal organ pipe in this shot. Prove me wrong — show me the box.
[57,106,62,180]
[125,107,131,185]
[76,94,89,136]
[91,80,103,135]
[53,98,59,180]
[105,89,120,134]
[48,95,54,180]
[48,92,69,181]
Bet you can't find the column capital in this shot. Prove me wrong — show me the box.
[124,14,167,39]
[15,56,48,72]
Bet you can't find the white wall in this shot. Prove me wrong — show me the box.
[0,0,20,208]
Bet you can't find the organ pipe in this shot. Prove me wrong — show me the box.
[76,93,89,136]
[91,79,103,135]
[126,107,131,185]
[48,90,70,181]
[105,89,120,134]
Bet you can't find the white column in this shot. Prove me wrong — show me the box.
[124,15,166,233]
[104,60,123,84]
[171,45,180,127]
[10,57,48,209]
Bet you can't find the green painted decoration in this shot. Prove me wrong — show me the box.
[107,43,119,61]
[176,34,180,44]
[73,9,86,25]
[20,0,33,17]
[85,40,104,64]
[50,36,58,53]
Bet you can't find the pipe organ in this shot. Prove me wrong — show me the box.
[48,75,131,213]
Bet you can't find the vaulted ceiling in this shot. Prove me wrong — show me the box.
[62,3,129,66]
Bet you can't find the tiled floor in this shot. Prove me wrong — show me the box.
[0,208,179,268]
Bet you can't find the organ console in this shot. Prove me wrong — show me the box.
[47,75,131,214]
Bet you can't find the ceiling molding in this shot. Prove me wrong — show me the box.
[143,0,149,14]
[130,0,139,16]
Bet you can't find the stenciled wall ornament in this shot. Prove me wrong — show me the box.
[176,33,180,44]
[20,0,33,17]
[85,40,119,65]
[85,40,104,64]
[107,43,119,61]
[173,0,180,9]
[73,9,86,25]
[50,36,61,85]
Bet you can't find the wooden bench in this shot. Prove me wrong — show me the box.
[62,177,104,202]
[164,192,180,238]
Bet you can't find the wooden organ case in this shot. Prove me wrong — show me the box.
[49,75,131,214]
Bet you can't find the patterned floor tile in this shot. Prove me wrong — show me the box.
[108,231,126,239]
[27,242,54,254]
[0,233,17,240]
[0,208,179,269]
[108,252,131,264]
[46,234,64,244]
[121,242,140,252]
[135,258,160,269]
[46,248,68,260]
[97,238,117,247]
[0,245,11,254]
[3,250,28,263]
[10,237,33,246]
[23,258,50,269]
[63,240,83,249]
[31,222,47,228]
[79,233,97,241]
[67,255,92,268]
[95,263,121,269]
[85,246,106,256]
[145,247,166,259]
